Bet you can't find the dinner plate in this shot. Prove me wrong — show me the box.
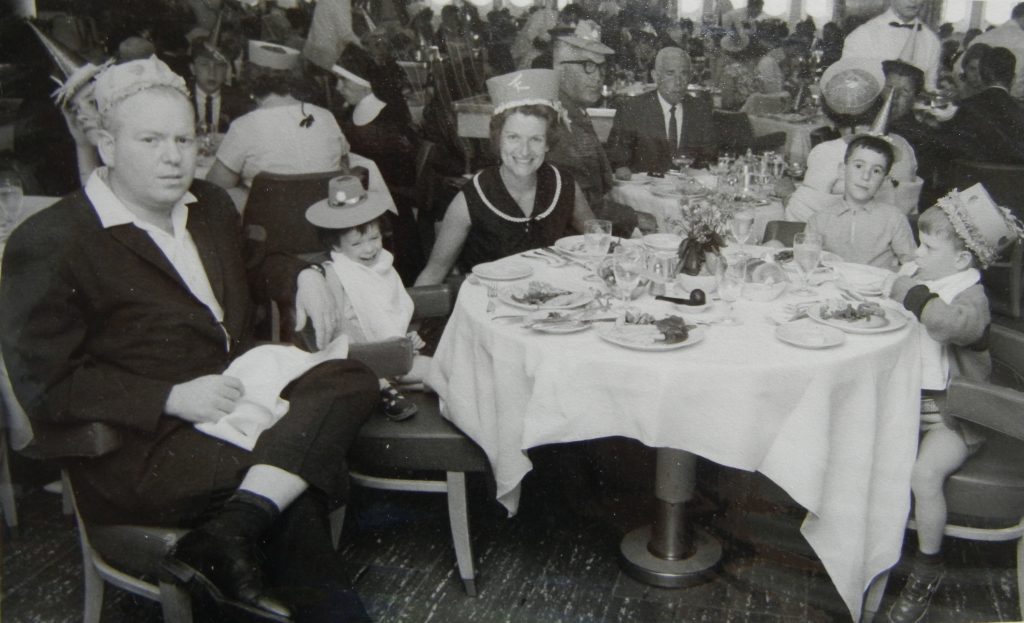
[498,284,595,310]
[596,323,706,351]
[554,235,622,258]
[472,260,533,281]
[613,175,651,186]
[808,305,908,334]
[775,320,846,349]
[531,320,592,334]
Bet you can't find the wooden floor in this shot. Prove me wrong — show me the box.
[1,450,1019,623]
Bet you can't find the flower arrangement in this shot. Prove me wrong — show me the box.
[667,200,729,276]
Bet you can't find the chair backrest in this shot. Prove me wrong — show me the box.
[991,323,1024,390]
[243,170,347,261]
[952,160,1024,214]
[761,220,806,246]
[712,110,755,155]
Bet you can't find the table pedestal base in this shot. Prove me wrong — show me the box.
[619,447,722,587]
[620,524,721,588]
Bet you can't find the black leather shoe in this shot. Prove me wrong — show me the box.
[163,529,292,621]
[887,568,944,623]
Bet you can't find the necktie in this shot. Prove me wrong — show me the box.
[888,21,919,30]
[668,105,678,153]
[203,94,213,130]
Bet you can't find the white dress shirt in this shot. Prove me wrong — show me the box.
[656,92,682,149]
[85,168,224,323]
[195,88,222,132]
[841,8,941,91]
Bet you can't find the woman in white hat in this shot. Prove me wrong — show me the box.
[415,69,596,286]
[205,41,352,209]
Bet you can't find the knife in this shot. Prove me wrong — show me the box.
[543,247,593,269]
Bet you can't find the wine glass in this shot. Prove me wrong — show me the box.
[583,219,613,257]
[730,210,754,254]
[716,261,745,325]
[671,152,693,173]
[612,246,644,304]
[793,232,823,295]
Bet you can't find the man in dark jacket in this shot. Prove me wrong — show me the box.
[0,57,375,622]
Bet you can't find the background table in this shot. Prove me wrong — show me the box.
[607,171,784,243]
[428,258,921,620]
[454,94,615,142]
[747,113,832,166]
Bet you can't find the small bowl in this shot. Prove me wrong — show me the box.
[676,272,718,294]
[743,280,787,301]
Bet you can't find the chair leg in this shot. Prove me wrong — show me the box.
[329,505,346,550]
[446,471,477,596]
[1016,536,1024,621]
[81,543,105,623]
[158,580,194,623]
[0,438,18,535]
[860,569,890,623]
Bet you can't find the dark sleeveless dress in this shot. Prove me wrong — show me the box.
[457,163,576,272]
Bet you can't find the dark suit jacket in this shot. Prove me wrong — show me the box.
[605,89,718,173]
[189,82,253,134]
[0,179,304,521]
[939,87,1024,165]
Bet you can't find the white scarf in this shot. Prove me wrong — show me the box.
[899,263,981,390]
[328,249,414,341]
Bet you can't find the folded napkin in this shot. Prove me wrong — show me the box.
[195,336,350,450]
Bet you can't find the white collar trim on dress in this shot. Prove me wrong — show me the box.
[471,164,562,224]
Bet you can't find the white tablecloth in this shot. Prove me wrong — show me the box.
[747,114,832,166]
[428,257,921,621]
[608,171,785,243]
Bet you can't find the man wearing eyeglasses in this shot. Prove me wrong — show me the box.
[547,20,640,237]
[606,47,717,177]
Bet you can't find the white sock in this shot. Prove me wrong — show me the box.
[238,464,308,511]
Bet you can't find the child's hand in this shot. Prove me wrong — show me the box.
[408,331,426,350]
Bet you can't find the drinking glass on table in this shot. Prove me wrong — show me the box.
[0,174,24,245]
[729,209,754,253]
[671,152,693,173]
[716,261,745,325]
[612,246,644,304]
[583,219,613,257]
[793,232,823,295]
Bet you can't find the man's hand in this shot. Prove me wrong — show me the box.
[613,166,634,181]
[407,331,426,350]
[295,268,336,350]
[165,375,244,423]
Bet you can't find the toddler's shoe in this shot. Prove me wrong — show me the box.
[887,567,944,623]
[381,385,417,421]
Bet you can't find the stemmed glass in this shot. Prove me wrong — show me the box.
[793,232,823,295]
[730,210,754,254]
[716,260,745,325]
[583,219,613,258]
[671,152,693,173]
[612,246,644,305]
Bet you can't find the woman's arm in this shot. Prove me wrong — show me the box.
[414,192,473,286]
[569,181,596,234]
[205,159,241,190]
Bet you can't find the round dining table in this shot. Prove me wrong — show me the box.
[427,249,922,621]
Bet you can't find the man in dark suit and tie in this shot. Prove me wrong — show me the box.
[189,38,251,134]
[0,57,375,622]
[935,46,1024,165]
[605,47,717,177]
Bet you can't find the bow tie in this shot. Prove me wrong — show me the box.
[888,21,920,30]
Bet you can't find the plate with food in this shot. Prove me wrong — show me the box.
[595,312,705,351]
[775,319,846,349]
[554,235,624,258]
[808,301,908,334]
[612,173,652,186]
[472,260,533,281]
[523,311,595,333]
[498,281,594,310]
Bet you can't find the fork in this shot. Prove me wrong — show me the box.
[523,250,564,266]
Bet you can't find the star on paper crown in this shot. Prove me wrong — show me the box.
[934,184,1024,268]
[94,56,189,116]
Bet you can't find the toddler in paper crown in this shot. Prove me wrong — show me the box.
[882,184,1024,623]
[305,176,431,421]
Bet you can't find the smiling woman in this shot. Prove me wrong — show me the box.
[415,70,596,285]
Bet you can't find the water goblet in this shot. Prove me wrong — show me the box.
[716,262,745,325]
[671,153,693,173]
[583,219,613,258]
[612,246,644,304]
[792,232,823,295]
[729,210,755,253]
